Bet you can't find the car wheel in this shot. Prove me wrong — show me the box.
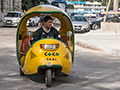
[86,29,90,32]
[93,24,100,30]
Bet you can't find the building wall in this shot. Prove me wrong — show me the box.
[14,0,22,11]
[0,0,22,14]
[0,0,1,12]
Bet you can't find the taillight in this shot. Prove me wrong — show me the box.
[40,44,59,49]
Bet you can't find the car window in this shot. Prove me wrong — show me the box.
[71,16,87,22]
[7,13,19,17]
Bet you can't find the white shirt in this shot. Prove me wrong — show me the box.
[42,26,51,33]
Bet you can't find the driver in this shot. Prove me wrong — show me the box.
[30,15,62,45]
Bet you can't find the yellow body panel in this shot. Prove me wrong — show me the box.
[20,39,72,75]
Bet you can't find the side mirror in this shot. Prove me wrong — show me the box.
[67,31,72,37]
[27,31,32,36]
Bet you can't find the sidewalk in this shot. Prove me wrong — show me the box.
[0,21,4,27]
[75,29,120,56]
[0,12,4,27]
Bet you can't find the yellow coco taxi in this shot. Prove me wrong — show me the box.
[16,5,74,87]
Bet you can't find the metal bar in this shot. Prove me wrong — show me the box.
[103,0,111,22]
[101,12,120,14]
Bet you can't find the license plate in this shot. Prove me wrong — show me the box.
[6,21,12,24]
[75,27,81,30]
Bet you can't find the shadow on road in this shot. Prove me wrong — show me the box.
[27,73,87,87]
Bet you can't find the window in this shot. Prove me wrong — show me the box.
[8,0,13,11]
[7,13,19,17]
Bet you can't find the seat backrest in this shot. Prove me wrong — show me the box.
[21,36,32,55]
[61,36,68,47]
[21,36,68,55]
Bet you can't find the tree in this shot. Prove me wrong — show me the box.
[81,0,114,10]
[22,0,49,11]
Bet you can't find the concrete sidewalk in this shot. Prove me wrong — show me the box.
[0,21,4,27]
[75,29,120,56]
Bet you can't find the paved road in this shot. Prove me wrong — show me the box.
[0,27,120,90]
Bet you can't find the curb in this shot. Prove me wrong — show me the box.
[76,40,120,56]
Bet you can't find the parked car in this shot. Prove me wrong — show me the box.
[3,11,23,26]
[68,11,83,17]
[29,16,40,26]
[3,11,29,27]
[90,17,114,30]
[70,15,90,32]
[90,12,97,18]
[83,12,97,18]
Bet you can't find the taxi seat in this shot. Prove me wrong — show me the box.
[21,36,68,55]
[21,36,32,55]
[61,36,68,47]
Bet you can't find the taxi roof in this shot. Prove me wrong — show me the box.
[26,5,67,15]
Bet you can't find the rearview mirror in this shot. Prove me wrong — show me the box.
[27,31,32,36]
[67,31,72,37]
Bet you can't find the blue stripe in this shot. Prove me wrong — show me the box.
[68,1,86,4]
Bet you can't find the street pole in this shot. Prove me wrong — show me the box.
[103,0,111,22]
[113,0,119,16]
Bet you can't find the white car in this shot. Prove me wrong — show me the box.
[84,12,97,18]
[3,11,29,27]
[29,16,40,26]
[70,15,90,32]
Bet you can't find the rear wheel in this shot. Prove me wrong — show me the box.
[63,74,69,77]
[20,68,24,76]
[86,29,90,32]
[45,69,52,87]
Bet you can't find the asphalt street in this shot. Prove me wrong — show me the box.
[0,27,120,90]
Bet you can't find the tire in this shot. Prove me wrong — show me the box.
[86,29,90,32]
[45,69,52,87]
[93,24,99,30]
[20,68,24,76]
[63,74,69,77]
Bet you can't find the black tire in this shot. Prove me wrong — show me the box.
[45,69,52,87]
[20,68,24,76]
[63,74,69,77]
[86,29,90,32]
[93,24,99,30]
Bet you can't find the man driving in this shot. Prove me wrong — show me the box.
[30,15,62,45]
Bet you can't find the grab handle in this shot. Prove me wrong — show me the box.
[27,31,32,46]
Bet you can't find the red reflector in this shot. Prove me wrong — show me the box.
[56,44,59,48]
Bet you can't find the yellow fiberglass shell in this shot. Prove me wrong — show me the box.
[16,5,74,71]
[21,38,72,75]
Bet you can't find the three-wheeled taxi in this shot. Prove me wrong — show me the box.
[16,5,74,87]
